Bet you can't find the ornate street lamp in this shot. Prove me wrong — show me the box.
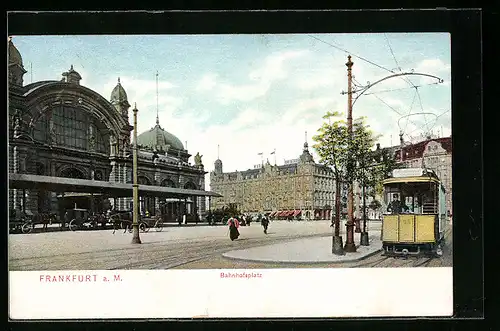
[344,55,357,252]
[131,103,141,244]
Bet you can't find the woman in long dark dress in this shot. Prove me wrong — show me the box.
[228,216,240,241]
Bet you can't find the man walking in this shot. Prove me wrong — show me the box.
[261,215,269,234]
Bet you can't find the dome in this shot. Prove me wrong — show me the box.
[8,38,23,67]
[110,78,129,104]
[214,159,222,166]
[137,123,184,151]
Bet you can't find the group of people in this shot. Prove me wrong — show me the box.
[227,214,270,241]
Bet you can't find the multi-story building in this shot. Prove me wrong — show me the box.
[209,139,336,220]
[8,38,207,221]
[393,135,453,214]
[352,135,452,220]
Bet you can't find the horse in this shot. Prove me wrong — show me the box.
[110,212,133,234]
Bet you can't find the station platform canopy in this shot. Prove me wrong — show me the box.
[8,173,222,199]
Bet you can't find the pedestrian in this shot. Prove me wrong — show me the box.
[227,215,240,241]
[261,215,269,234]
[247,215,251,226]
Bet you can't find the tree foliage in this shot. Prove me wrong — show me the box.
[370,147,403,196]
[312,111,402,221]
[312,111,349,182]
[312,112,380,184]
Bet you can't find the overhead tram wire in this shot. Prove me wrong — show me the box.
[384,33,402,72]
[311,34,443,144]
[308,35,396,74]
[383,33,428,136]
[383,33,419,89]
[382,34,446,138]
[403,88,419,134]
[415,88,432,134]
[363,81,442,96]
[435,109,451,119]
[404,109,450,137]
[352,76,422,136]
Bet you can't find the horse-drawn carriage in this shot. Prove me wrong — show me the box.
[108,211,163,234]
[65,208,108,231]
[9,209,59,234]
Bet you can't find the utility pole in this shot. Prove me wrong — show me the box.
[131,103,141,244]
[345,55,356,252]
[360,158,369,246]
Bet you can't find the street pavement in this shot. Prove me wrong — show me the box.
[8,219,451,270]
[9,220,347,270]
[222,231,382,263]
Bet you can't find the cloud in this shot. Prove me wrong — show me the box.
[283,97,337,125]
[20,35,451,192]
[415,58,451,85]
[213,50,309,104]
[196,73,217,91]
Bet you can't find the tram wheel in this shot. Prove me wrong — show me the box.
[21,222,33,234]
[69,219,78,232]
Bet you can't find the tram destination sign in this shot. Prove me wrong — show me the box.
[392,168,425,178]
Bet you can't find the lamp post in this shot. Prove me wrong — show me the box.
[360,161,369,246]
[344,55,356,252]
[131,103,141,244]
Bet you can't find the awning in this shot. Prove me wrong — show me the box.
[278,211,287,217]
[56,192,104,198]
[292,210,301,216]
[9,173,223,199]
[269,211,277,217]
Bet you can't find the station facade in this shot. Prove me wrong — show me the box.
[8,39,207,222]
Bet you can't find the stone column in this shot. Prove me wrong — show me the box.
[154,164,160,216]
[12,146,21,219]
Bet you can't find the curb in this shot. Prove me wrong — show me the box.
[221,245,383,265]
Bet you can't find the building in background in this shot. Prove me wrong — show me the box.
[353,135,452,221]
[8,39,207,221]
[394,136,452,214]
[209,138,335,220]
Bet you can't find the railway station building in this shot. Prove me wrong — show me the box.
[8,38,210,222]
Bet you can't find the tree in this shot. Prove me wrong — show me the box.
[312,112,378,236]
[370,147,403,197]
[312,111,349,238]
[369,199,382,211]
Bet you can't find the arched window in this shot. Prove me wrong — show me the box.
[35,162,45,175]
[47,105,110,153]
[60,167,85,179]
[161,179,177,188]
[138,176,152,185]
[33,115,48,142]
[184,181,197,190]
[88,123,107,154]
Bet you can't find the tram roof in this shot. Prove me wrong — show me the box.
[382,176,441,185]
[8,173,222,198]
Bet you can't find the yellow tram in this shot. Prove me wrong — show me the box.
[381,168,447,257]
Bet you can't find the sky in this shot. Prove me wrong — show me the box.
[11,33,451,189]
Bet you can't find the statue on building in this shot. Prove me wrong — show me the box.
[194,152,203,166]
[88,135,96,151]
[48,120,57,145]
